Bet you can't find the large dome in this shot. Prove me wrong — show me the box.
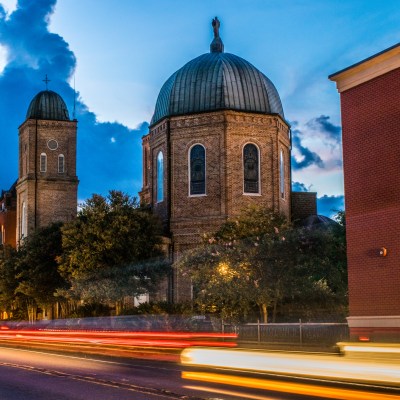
[151,18,284,126]
[26,90,70,121]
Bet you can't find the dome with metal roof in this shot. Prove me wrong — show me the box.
[26,90,70,121]
[151,17,284,126]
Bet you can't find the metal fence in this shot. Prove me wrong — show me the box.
[223,320,349,346]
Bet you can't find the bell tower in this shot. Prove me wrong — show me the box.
[16,82,78,243]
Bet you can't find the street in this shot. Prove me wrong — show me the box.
[0,345,399,400]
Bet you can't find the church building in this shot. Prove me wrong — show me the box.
[140,18,313,301]
[16,87,78,244]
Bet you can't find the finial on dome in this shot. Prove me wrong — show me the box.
[43,74,51,90]
[210,17,224,53]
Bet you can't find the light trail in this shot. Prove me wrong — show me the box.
[181,348,400,386]
[0,329,237,348]
[182,371,400,400]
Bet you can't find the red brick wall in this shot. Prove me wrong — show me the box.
[340,67,400,316]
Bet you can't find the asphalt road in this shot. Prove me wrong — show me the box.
[0,346,398,400]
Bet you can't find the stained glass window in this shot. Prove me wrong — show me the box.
[190,145,206,195]
[243,144,259,193]
[280,149,285,199]
[157,151,164,202]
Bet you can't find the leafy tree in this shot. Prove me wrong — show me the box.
[178,207,347,324]
[14,222,66,321]
[58,191,169,308]
[0,245,20,317]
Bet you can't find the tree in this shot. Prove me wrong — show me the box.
[58,191,169,309]
[14,223,67,321]
[178,207,289,323]
[178,206,347,324]
[0,245,20,318]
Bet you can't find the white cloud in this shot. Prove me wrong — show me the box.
[0,44,7,74]
[1,0,17,17]
[110,137,116,143]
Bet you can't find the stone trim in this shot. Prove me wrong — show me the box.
[347,316,400,328]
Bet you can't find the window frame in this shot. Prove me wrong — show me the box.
[243,142,261,195]
[280,148,285,200]
[156,151,164,203]
[188,143,207,197]
[40,153,47,173]
[58,154,65,174]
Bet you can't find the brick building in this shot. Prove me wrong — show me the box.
[141,18,316,302]
[330,43,400,341]
[0,181,17,248]
[16,89,78,244]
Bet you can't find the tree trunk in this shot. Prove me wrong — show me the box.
[115,300,123,316]
[260,303,268,323]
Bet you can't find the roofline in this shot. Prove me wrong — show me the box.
[149,109,290,129]
[329,42,400,92]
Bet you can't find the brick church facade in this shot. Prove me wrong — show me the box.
[141,18,315,302]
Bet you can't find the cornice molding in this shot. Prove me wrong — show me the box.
[329,44,400,92]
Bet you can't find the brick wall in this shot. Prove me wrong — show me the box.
[340,67,400,316]
[143,110,291,301]
[16,119,78,242]
[291,191,317,222]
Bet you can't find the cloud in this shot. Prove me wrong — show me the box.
[0,0,144,199]
[317,195,345,218]
[291,128,324,170]
[292,181,310,192]
[290,115,343,173]
[306,114,341,147]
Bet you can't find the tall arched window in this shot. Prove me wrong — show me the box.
[280,149,285,199]
[58,154,65,173]
[189,144,206,195]
[157,151,164,202]
[21,201,27,238]
[243,143,259,194]
[40,153,47,173]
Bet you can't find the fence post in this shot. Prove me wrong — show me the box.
[257,319,261,342]
[299,318,303,346]
[221,319,224,334]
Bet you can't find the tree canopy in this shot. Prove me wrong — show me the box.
[58,191,170,304]
[177,206,347,324]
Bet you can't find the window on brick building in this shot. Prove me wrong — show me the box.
[243,143,260,194]
[280,149,285,199]
[58,154,65,173]
[21,201,27,238]
[40,153,47,173]
[157,151,164,202]
[144,149,148,186]
[189,144,206,195]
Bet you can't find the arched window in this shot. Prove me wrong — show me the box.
[189,144,206,195]
[21,201,27,238]
[40,153,47,173]
[280,149,285,199]
[243,143,259,194]
[156,151,164,202]
[144,149,148,186]
[58,154,65,173]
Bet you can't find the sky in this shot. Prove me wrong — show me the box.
[0,0,399,217]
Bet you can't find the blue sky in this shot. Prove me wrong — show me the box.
[1,0,399,217]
